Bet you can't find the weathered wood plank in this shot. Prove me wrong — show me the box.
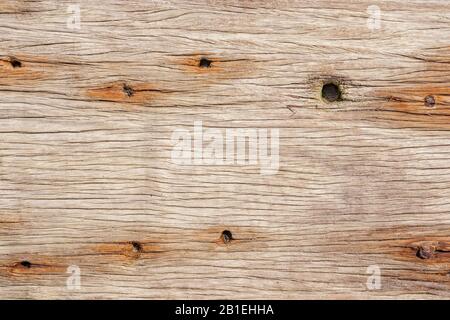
[0,0,449,299]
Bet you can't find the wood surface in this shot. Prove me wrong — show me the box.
[0,0,449,299]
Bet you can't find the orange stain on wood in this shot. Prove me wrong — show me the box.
[92,240,165,261]
[3,257,67,278]
[373,48,450,119]
[364,84,450,129]
[86,81,167,104]
[367,226,450,264]
[375,85,450,116]
[0,1,27,14]
[406,240,450,261]
[172,53,258,80]
[0,55,46,84]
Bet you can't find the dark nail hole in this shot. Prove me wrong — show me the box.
[199,57,212,68]
[321,82,341,102]
[122,84,134,97]
[424,95,435,108]
[20,260,32,268]
[416,246,434,259]
[131,241,143,253]
[221,230,233,243]
[10,57,22,68]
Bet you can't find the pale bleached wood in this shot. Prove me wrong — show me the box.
[0,0,449,299]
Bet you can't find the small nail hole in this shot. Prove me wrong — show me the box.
[321,82,341,102]
[131,241,143,253]
[10,58,22,68]
[123,84,134,97]
[424,95,436,108]
[199,57,212,68]
[20,260,32,268]
[221,230,233,243]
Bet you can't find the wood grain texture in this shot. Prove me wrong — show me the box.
[0,0,449,299]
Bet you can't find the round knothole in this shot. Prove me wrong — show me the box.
[221,230,233,243]
[10,58,22,68]
[20,260,32,268]
[131,241,143,253]
[321,82,342,102]
[199,57,212,68]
